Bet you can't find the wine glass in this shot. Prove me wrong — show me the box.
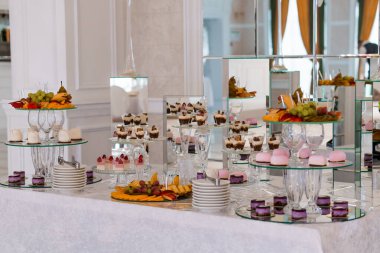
[195,130,211,172]
[179,127,192,157]
[52,111,65,141]
[305,124,324,152]
[305,169,322,217]
[282,124,306,160]
[28,111,39,131]
[38,110,56,143]
[283,170,305,213]
[229,101,243,122]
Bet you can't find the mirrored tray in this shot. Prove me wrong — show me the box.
[235,205,365,224]
[249,159,353,170]
[4,139,88,148]
[263,119,344,125]
[0,176,101,188]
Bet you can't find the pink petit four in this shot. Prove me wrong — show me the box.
[270,155,289,166]
[255,152,272,163]
[273,148,290,158]
[328,150,346,162]
[298,148,312,159]
[308,155,327,166]
[245,118,258,125]
[365,121,373,131]
[218,169,229,180]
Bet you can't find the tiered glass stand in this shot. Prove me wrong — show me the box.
[2,108,92,188]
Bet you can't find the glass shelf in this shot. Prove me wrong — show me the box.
[217,53,380,60]
[235,205,365,224]
[263,120,343,125]
[223,148,252,155]
[15,107,77,111]
[249,159,353,170]
[92,166,148,175]
[109,137,166,145]
[0,176,101,188]
[4,139,88,148]
[359,130,373,135]
[334,144,355,150]
[227,97,256,100]
[355,98,373,102]
[172,124,226,130]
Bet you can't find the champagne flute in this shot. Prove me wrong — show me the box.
[282,124,306,160]
[195,130,211,172]
[52,111,65,141]
[38,110,56,143]
[305,124,324,152]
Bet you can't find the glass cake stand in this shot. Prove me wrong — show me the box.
[249,159,353,216]
[235,205,365,224]
[92,166,149,188]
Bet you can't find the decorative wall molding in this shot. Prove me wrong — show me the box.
[183,0,203,96]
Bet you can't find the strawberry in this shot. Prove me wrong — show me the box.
[97,157,102,163]
[27,102,38,109]
[109,156,113,161]
[102,154,107,159]
[120,154,125,159]
[9,101,24,108]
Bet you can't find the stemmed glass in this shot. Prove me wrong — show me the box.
[38,110,56,143]
[179,127,192,157]
[52,111,65,141]
[195,129,211,173]
[282,124,306,160]
[229,101,243,122]
[28,111,39,131]
[283,169,305,213]
[305,124,324,152]
[304,169,322,217]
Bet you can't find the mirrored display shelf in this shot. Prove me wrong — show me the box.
[4,139,88,148]
[235,205,365,224]
[0,176,101,189]
[249,159,353,171]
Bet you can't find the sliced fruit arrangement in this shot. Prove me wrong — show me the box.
[262,89,342,123]
[318,73,355,86]
[9,82,75,110]
[228,76,257,98]
[111,173,192,202]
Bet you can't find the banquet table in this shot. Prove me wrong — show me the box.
[0,177,378,253]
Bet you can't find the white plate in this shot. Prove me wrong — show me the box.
[53,171,85,176]
[192,191,230,196]
[192,179,230,187]
[53,169,85,174]
[53,176,86,181]
[53,179,86,184]
[192,195,229,201]
[53,182,86,187]
[192,203,229,208]
[193,199,230,205]
[192,186,229,192]
[52,187,85,192]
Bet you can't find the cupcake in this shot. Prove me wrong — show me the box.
[140,113,148,125]
[234,139,245,150]
[166,103,171,114]
[178,112,192,125]
[268,134,280,150]
[149,125,159,139]
[123,113,134,125]
[249,136,264,151]
[133,116,141,125]
[214,111,227,125]
[231,123,241,134]
[170,105,178,114]
[175,102,181,112]
[186,103,194,112]
[135,127,145,139]
[240,121,249,133]
[116,126,128,139]
[224,138,233,149]
[167,129,174,142]
[196,115,206,126]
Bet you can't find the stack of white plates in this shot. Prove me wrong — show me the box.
[52,165,86,192]
[192,179,230,210]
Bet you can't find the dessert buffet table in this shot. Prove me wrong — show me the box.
[0,179,377,253]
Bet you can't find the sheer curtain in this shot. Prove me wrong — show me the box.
[271,0,290,54]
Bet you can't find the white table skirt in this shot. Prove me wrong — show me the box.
[0,180,376,253]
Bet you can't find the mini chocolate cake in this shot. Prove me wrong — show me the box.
[255,205,271,216]
[251,199,265,210]
[230,175,244,184]
[317,195,331,207]
[197,172,205,180]
[364,153,373,169]
[333,200,349,210]
[331,207,348,218]
[86,170,94,179]
[273,195,287,207]
[32,176,45,186]
[321,207,331,215]
[291,208,307,220]
[13,171,25,179]
[274,207,285,215]
[8,175,21,184]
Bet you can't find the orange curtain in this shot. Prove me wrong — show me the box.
[273,0,290,54]
[296,0,312,54]
[359,0,378,41]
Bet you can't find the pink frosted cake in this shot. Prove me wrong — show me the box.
[218,169,229,180]
[255,152,272,163]
[308,155,327,166]
[270,155,289,166]
[273,148,290,158]
[328,150,346,163]
[298,148,311,159]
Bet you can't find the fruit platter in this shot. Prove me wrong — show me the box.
[9,82,75,110]
[229,76,257,98]
[111,173,192,202]
[262,90,342,123]
[318,73,355,86]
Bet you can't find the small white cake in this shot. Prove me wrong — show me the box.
[69,128,82,141]
[27,130,40,144]
[9,129,23,142]
[58,129,71,143]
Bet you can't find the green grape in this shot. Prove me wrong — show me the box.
[289,108,297,116]
[302,110,309,117]
[28,93,33,98]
